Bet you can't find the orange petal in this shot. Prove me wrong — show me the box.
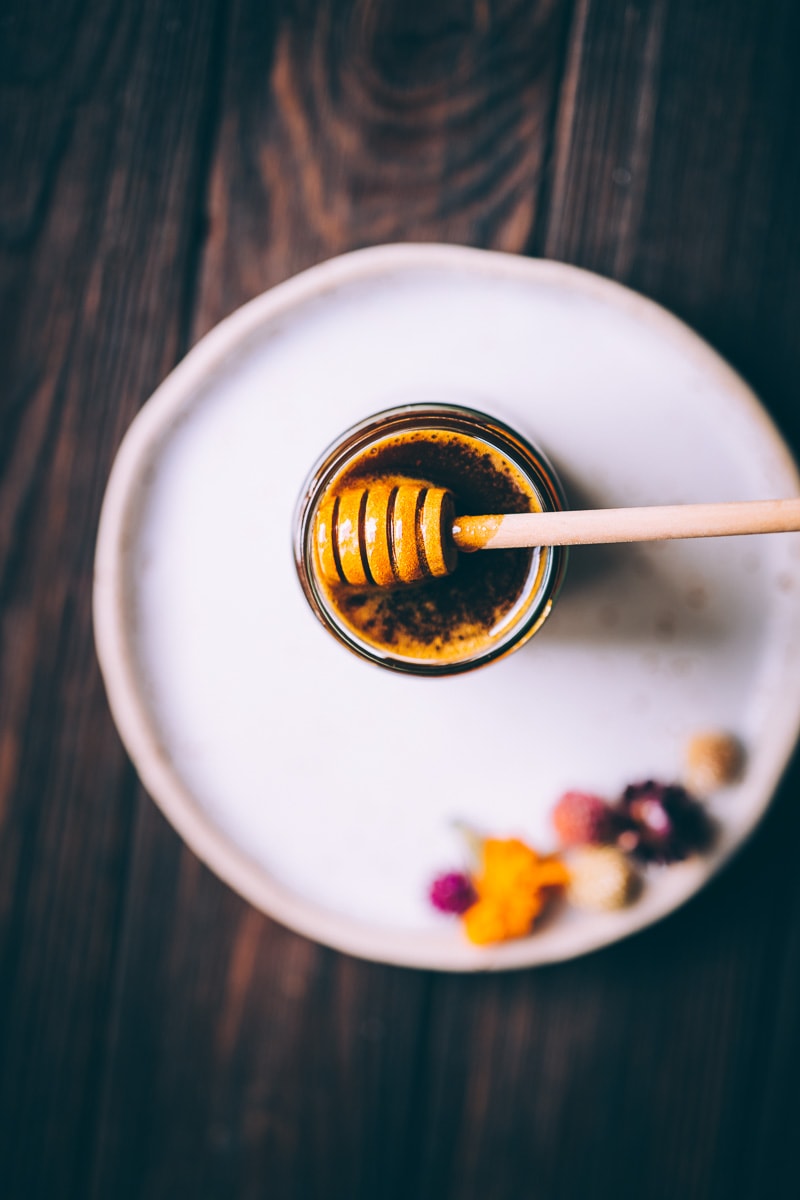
[533,858,571,888]
[463,898,508,945]
[480,838,540,895]
[502,892,542,937]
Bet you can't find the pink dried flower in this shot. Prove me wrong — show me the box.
[553,791,616,846]
[429,872,477,915]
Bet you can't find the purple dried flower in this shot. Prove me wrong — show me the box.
[615,780,712,864]
[429,871,477,915]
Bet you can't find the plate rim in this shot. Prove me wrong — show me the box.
[93,243,800,971]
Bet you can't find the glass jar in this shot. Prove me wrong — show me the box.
[293,404,568,675]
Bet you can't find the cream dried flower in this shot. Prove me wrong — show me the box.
[567,846,638,911]
[686,732,744,793]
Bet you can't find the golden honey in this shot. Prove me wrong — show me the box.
[294,406,567,675]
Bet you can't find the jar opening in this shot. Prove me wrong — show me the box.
[294,405,567,675]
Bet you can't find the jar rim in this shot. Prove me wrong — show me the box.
[293,404,568,675]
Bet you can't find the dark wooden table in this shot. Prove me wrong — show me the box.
[3,2,800,1197]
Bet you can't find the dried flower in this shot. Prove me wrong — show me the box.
[553,791,616,846]
[686,732,744,793]
[429,872,477,915]
[615,780,711,864]
[463,838,569,945]
[567,847,638,910]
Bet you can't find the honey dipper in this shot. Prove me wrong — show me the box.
[315,482,800,586]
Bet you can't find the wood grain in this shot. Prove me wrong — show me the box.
[195,0,574,333]
[91,816,433,1199]
[0,1,228,1196]
[3,0,800,1198]
[542,0,800,442]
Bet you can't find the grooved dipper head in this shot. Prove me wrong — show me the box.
[315,482,458,586]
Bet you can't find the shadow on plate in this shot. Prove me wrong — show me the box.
[527,462,731,649]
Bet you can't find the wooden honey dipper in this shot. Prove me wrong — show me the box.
[314,481,800,587]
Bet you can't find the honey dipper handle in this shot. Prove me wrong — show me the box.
[451,498,800,551]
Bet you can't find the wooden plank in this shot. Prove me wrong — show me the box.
[91,810,433,1199]
[542,0,800,439]
[0,2,228,1196]
[413,818,800,1200]
[195,0,575,335]
[88,1,575,1196]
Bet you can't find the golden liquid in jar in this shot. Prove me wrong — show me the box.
[313,428,547,663]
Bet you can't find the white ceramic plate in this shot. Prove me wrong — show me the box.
[94,244,800,970]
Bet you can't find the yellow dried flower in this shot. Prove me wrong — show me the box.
[463,838,569,945]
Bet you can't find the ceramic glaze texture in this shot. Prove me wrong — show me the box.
[94,247,800,969]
